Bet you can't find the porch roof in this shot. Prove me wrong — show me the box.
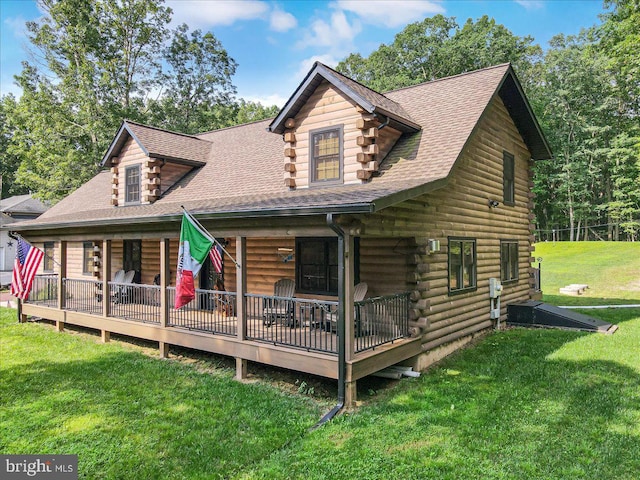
[11,63,550,232]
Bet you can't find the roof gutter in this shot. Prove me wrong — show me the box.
[312,213,346,429]
[9,202,376,232]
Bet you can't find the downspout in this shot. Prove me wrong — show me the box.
[375,113,390,130]
[311,213,346,429]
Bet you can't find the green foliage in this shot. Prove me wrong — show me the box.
[0,0,278,201]
[147,23,238,134]
[531,24,640,241]
[0,95,28,198]
[336,15,541,91]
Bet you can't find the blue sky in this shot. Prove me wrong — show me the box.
[1,0,606,107]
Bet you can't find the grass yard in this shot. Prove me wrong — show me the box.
[0,310,321,479]
[2,241,640,479]
[534,241,640,305]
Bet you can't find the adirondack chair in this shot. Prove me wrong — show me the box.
[263,278,295,327]
[96,269,125,302]
[113,270,136,304]
[325,282,368,333]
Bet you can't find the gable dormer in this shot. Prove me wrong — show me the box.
[268,62,421,189]
[101,121,211,206]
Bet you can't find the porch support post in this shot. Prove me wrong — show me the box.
[101,240,111,341]
[159,238,171,358]
[57,240,67,310]
[344,233,355,362]
[56,241,67,331]
[344,233,356,406]
[235,236,247,379]
[102,240,111,316]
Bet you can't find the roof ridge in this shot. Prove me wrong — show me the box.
[195,117,275,136]
[318,62,405,108]
[124,119,209,142]
[383,63,512,95]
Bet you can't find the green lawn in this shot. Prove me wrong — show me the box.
[2,241,640,479]
[0,311,320,479]
[534,241,640,305]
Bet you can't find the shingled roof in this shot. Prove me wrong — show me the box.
[13,63,551,231]
[268,62,421,134]
[101,120,212,166]
[0,194,48,216]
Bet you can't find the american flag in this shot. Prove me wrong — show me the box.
[10,237,44,300]
[209,243,223,274]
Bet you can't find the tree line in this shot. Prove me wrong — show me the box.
[1,0,638,241]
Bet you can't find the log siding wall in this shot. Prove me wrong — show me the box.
[285,81,402,188]
[359,95,534,351]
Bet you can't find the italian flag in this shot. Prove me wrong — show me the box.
[175,212,214,309]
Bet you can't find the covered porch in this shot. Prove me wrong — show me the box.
[21,231,421,405]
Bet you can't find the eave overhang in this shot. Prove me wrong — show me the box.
[268,62,422,135]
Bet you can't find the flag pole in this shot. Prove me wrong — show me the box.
[180,207,240,269]
[9,231,62,268]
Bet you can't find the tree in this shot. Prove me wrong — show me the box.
[148,24,238,134]
[336,15,541,91]
[6,0,249,202]
[0,95,28,198]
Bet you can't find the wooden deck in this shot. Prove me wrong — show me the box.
[21,301,421,382]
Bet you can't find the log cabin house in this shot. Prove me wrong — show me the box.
[9,62,551,406]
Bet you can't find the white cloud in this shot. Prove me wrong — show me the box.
[166,0,269,29]
[4,15,29,39]
[269,8,297,32]
[297,10,361,52]
[242,92,289,108]
[336,0,445,28]
[514,0,545,10]
[295,54,341,79]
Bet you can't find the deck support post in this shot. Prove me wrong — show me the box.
[159,238,171,358]
[58,240,67,310]
[345,380,357,406]
[235,358,248,380]
[102,240,111,319]
[160,238,170,328]
[236,236,247,341]
[101,330,110,343]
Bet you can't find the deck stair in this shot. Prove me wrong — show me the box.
[559,284,589,296]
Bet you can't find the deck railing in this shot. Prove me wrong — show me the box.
[24,278,410,357]
[109,282,161,324]
[63,278,102,315]
[245,293,339,354]
[354,292,410,353]
[27,274,58,307]
[167,287,237,336]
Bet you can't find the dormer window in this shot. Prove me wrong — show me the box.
[311,126,343,184]
[125,165,141,203]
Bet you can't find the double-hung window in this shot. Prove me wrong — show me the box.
[448,238,477,294]
[125,165,141,203]
[310,126,342,184]
[500,240,519,283]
